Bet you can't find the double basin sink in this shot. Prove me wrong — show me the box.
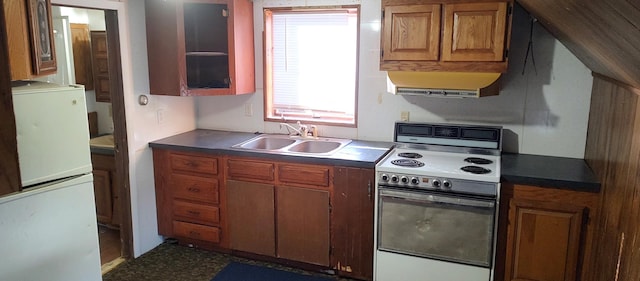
[232,134,352,155]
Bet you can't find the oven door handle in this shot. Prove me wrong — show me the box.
[379,188,495,209]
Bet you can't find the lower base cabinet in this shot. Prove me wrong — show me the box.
[91,153,120,228]
[227,179,275,256]
[498,183,599,281]
[226,158,332,266]
[153,150,375,280]
[331,167,374,280]
[277,185,330,266]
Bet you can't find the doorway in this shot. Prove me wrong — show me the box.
[47,4,133,271]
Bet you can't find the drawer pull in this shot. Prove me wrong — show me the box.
[189,230,201,238]
[188,186,200,193]
[187,210,201,216]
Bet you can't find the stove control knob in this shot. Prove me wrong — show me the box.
[400,176,409,184]
[443,180,452,189]
[410,177,420,185]
[390,175,399,183]
[432,179,441,188]
[380,174,389,182]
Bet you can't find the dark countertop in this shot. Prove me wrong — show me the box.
[90,146,115,155]
[148,129,601,192]
[148,129,394,168]
[501,153,600,193]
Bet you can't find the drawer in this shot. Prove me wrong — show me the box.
[227,159,274,181]
[278,164,331,187]
[173,200,220,226]
[170,153,218,175]
[172,174,219,204]
[173,221,220,243]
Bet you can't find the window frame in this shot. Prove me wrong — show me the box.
[263,5,360,127]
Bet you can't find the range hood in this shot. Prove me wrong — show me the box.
[386,71,502,98]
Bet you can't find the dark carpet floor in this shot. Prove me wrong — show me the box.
[103,242,354,281]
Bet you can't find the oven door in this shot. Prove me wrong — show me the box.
[377,187,496,267]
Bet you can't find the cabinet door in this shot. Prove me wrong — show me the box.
[277,185,330,266]
[505,198,586,281]
[382,4,441,61]
[442,2,508,62]
[70,23,93,90]
[331,167,374,280]
[90,31,110,102]
[93,169,113,224]
[227,180,275,256]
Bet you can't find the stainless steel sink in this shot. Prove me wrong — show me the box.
[237,136,296,150]
[287,140,342,153]
[232,134,351,155]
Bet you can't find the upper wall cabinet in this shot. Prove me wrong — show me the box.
[145,0,255,96]
[380,0,513,73]
[3,0,57,81]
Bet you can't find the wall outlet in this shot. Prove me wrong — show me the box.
[244,103,253,117]
[157,109,165,125]
[400,111,410,121]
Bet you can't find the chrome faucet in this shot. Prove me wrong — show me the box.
[279,121,316,138]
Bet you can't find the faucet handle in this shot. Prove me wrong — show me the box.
[310,125,318,138]
[300,125,309,137]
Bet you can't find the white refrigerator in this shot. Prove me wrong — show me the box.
[0,81,102,281]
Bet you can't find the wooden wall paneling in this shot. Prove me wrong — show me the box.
[517,0,640,89]
[616,84,640,281]
[585,75,640,281]
[0,3,21,196]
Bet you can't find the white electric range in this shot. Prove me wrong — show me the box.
[374,122,502,281]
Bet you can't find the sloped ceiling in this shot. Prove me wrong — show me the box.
[517,0,640,89]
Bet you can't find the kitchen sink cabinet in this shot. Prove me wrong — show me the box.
[152,149,228,250]
[144,0,255,96]
[225,157,332,266]
[380,0,513,73]
[331,167,375,280]
[91,153,120,228]
[152,147,375,277]
[497,183,599,281]
[277,185,330,266]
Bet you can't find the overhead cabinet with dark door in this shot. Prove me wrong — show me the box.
[3,0,57,80]
[144,0,255,96]
[380,0,513,73]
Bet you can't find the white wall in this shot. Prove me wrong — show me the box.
[196,0,593,159]
[52,0,197,257]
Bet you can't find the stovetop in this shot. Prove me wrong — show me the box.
[377,147,501,183]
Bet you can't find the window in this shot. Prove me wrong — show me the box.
[264,6,359,126]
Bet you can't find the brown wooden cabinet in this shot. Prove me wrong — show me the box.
[497,183,599,281]
[91,153,120,227]
[331,167,375,280]
[152,149,227,249]
[152,148,374,278]
[226,157,332,266]
[144,0,255,96]
[380,0,512,73]
[91,31,110,102]
[3,0,57,80]
[70,23,94,90]
[227,179,276,256]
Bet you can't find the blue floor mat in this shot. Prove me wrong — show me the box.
[211,262,334,281]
